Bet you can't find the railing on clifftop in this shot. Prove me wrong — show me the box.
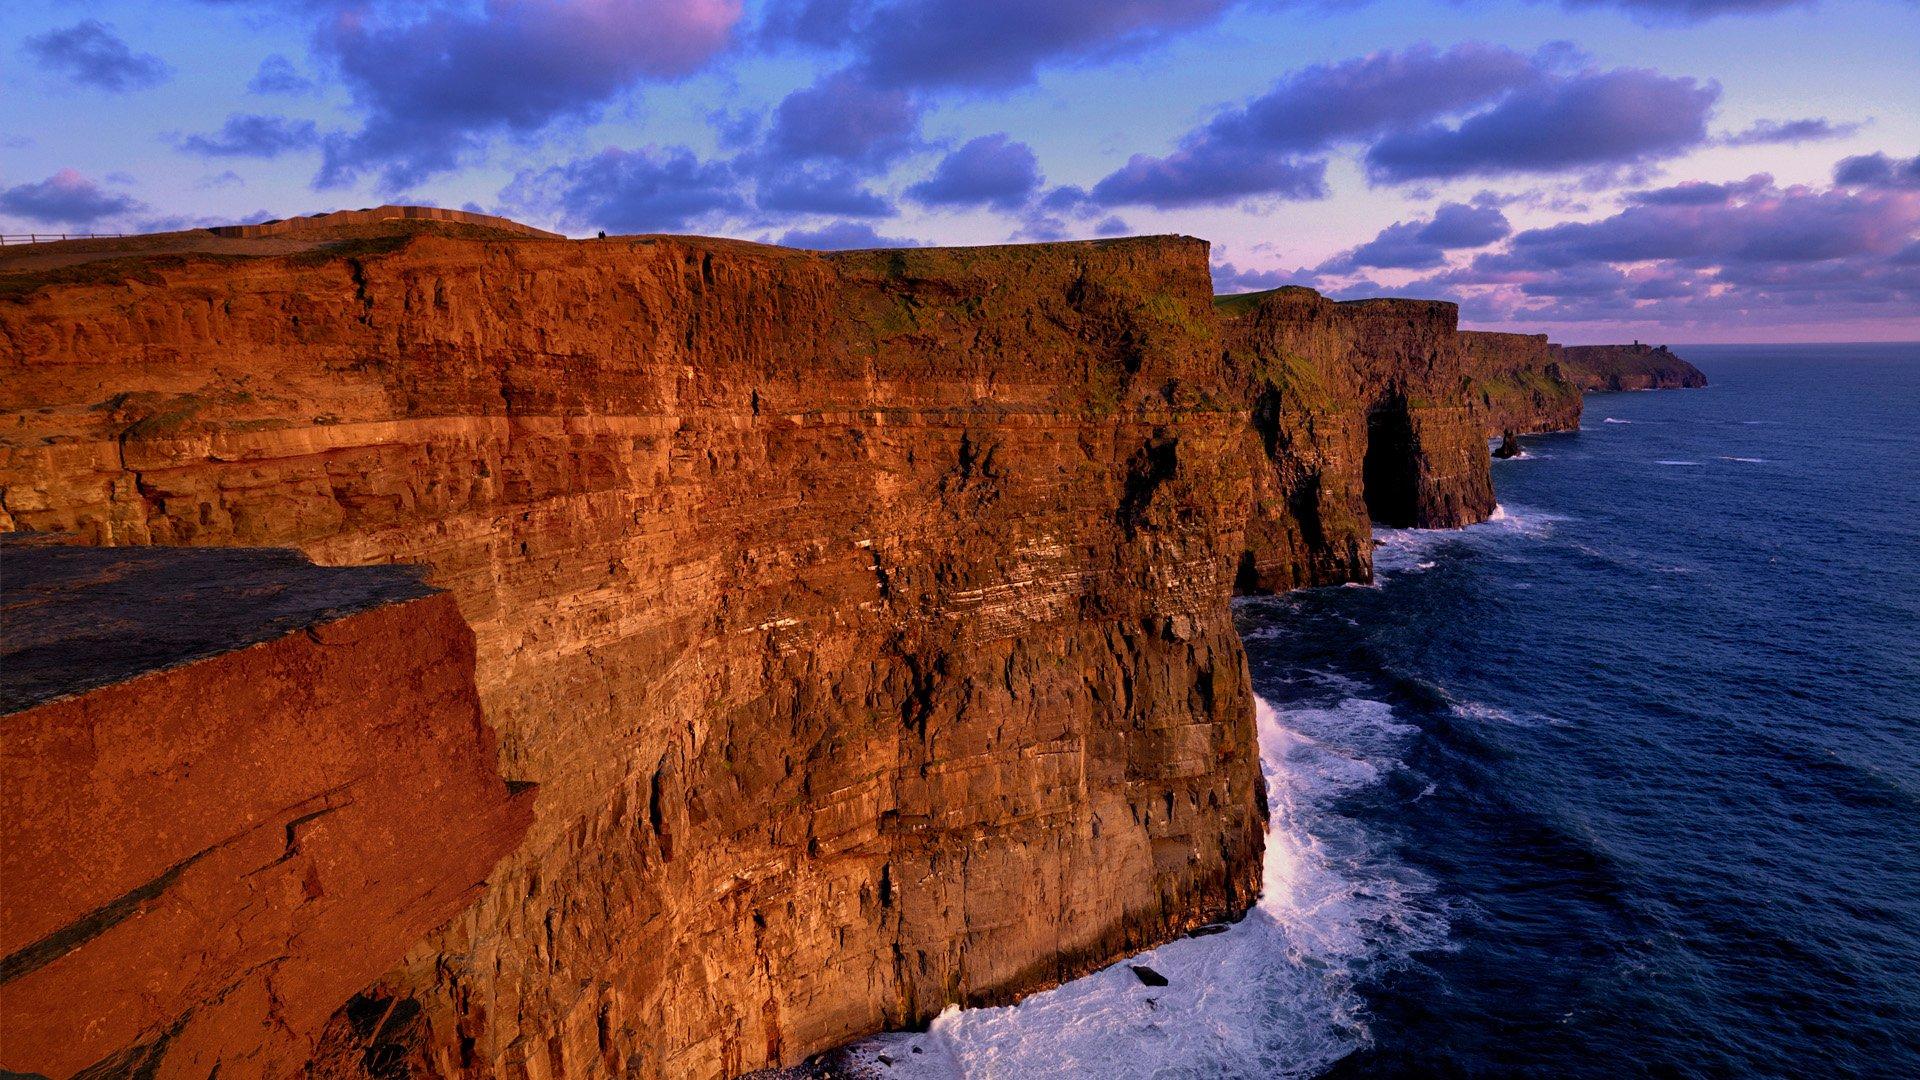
[0,233,129,245]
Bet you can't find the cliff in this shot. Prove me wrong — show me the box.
[1217,287,1497,591]
[0,539,532,1079]
[1459,331,1583,437]
[0,223,1267,1077]
[1558,343,1708,391]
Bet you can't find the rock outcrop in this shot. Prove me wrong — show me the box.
[1218,286,1497,591]
[1460,331,1583,437]
[0,224,1267,1078]
[0,539,532,1079]
[1558,343,1708,391]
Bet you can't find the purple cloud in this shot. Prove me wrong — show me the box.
[1503,183,1920,268]
[756,164,894,216]
[765,0,1240,90]
[1323,202,1512,272]
[501,146,745,234]
[0,169,145,225]
[766,70,921,166]
[316,0,743,190]
[777,220,920,248]
[1834,152,1920,190]
[1721,117,1861,146]
[179,114,320,158]
[1556,0,1815,22]
[1091,43,1545,207]
[1365,67,1718,183]
[25,20,170,92]
[1404,167,1920,328]
[248,55,316,96]
[906,135,1043,209]
[1625,173,1774,205]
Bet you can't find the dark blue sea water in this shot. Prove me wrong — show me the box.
[844,344,1920,1079]
[1280,343,1920,1079]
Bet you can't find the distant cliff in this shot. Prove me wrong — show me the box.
[1220,287,1497,592]
[1460,331,1583,437]
[1559,343,1708,391]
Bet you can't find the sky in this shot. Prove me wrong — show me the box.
[3,0,1917,343]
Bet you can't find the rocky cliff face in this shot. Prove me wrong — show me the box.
[1558,343,1708,391]
[0,540,531,1079]
[1460,331,1583,436]
[0,226,1267,1078]
[1218,287,1497,592]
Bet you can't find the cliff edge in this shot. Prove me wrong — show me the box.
[1559,343,1708,391]
[0,222,1266,1078]
[0,539,532,1079]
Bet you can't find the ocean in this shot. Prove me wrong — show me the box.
[840,343,1920,1079]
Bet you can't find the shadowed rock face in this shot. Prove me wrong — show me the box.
[1559,343,1708,391]
[1460,331,1584,437]
[0,227,1267,1078]
[0,539,532,1079]
[1217,287,1497,592]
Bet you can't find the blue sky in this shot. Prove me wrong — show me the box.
[4,0,1917,342]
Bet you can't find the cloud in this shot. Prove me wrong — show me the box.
[1624,173,1774,205]
[248,54,316,95]
[315,0,743,190]
[763,0,1241,90]
[1399,168,1920,327]
[1091,44,1726,205]
[1721,117,1861,146]
[1555,0,1815,23]
[24,20,170,92]
[1211,260,1312,294]
[755,164,894,216]
[906,135,1043,209]
[501,146,745,234]
[1364,67,1717,183]
[178,114,320,158]
[1834,152,1920,190]
[776,220,920,248]
[1322,202,1512,271]
[1091,42,1544,206]
[0,169,145,225]
[1502,183,1920,268]
[765,69,921,166]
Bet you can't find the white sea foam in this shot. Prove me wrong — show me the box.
[1655,459,1702,466]
[1603,417,1632,424]
[833,692,1447,1079]
[1719,456,1767,464]
[1369,503,1566,575]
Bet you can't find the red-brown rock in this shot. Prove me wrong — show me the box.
[0,539,532,1080]
[0,225,1266,1077]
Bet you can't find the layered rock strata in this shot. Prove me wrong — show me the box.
[1460,331,1583,437]
[0,227,1267,1078]
[1217,286,1497,592]
[1558,343,1708,390]
[0,539,532,1079]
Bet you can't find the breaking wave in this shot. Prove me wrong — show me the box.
[830,690,1446,1078]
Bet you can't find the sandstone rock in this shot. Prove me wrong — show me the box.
[1217,286,1498,592]
[1494,432,1523,459]
[1558,343,1708,391]
[1460,331,1583,437]
[0,538,532,1079]
[0,225,1266,1077]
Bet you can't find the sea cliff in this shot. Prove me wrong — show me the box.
[1,212,1655,1079]
[1221,286,1496,592]
[1558,343,1709,391]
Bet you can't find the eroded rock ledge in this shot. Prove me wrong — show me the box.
[0,215,1674,1078]
[0,538,532,1079]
